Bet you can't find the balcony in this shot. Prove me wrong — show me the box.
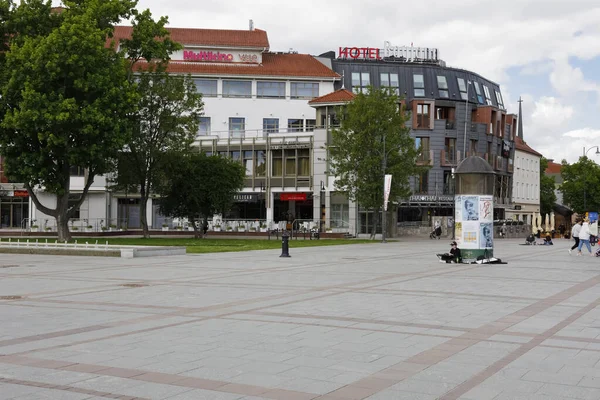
[440,150,459,166]
[445,120,456,130]
[416,149,434,166]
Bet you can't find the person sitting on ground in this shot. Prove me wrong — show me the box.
[438,241,462,263]
[525,233,536,245]
[543,234,553,245]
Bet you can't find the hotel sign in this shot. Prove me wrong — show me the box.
[338,42,439,62]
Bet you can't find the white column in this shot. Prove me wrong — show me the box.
[266,191,274,228]
[325,191,331,230]
[146,198,153,229]
[349,199,357,236]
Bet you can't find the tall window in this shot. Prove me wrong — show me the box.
[443,170,455,195]
[288,119,304,132]
[223,80,251,98]
[331,204,349,228]
[243,151,253,176]
[416,103,431,128]
[284,150,296,176]
[263,118,279,134]
[495,90,504,108]
[415,171,429,194]
[257,81,285,98]
[457,78,468,100]
[380,72,399,95]
[483,85,493,105]
[413,74,425,97]
[305,119,316,132]
[470,139,478,155]
[291,82,319,99]
[297,149,310,176]
[255,150,266,176]
[437,76,449,98]
[272,150,282,176]
[198,117,210,136]
[352,72,370,94]
[415,137,430,162]
[193,79,217,97]
[473,82,484,104]
[445,138,456,162]
[229,117,245,138]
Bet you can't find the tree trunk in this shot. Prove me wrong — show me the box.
[189,216,200,239]
[55,192,71,242]
[139,185,149,238]
[370,209,377,240]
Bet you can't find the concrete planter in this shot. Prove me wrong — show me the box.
[260,228,267,233]
[162,227,169,231]
[213,227,221,232]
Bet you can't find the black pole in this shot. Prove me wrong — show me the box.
[280,231,291,257]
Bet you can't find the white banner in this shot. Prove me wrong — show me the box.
[384,174,392,211]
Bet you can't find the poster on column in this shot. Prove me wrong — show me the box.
[455,194,494,250]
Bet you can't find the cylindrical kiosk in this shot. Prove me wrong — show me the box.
[454,156,496,261]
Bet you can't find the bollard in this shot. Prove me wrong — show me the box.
[280,231,291,258]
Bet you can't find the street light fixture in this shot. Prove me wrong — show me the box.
[582,146,600,211]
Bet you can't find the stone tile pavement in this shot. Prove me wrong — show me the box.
[0,238,600,399]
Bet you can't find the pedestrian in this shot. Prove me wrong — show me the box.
[569,219,582,255]
[202,220,208,235]
[577,218,593,256]
[434,220,442,239]
[500,222,507,238]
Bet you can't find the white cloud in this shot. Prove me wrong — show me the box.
[549,58,600,96]
[530,97,574,128]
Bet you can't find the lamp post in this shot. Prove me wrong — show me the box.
[462,80,472,160]
[451,167,456,240]
[583,146,600,211]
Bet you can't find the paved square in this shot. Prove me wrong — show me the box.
[1,238,600,399]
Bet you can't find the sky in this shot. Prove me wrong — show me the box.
[60,0,600,164]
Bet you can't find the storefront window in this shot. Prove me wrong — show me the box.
[255,150,266,176]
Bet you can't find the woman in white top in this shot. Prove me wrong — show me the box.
[577,218,592,256]
[570,220,582,254]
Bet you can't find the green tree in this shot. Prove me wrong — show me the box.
[328,87,421,239]
[0,0,139,241]
[539,157,556,216]
[157,152,245,238]
[110,11,203,238]
[559,157,600,214]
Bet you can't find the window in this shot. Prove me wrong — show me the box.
[243,151,253,176]
[291,82,319,99]
[415,137,430,162]
[473,82,484,104]
[305,119,316,132]
[288,119,304,133]
[257,81,285,98]
[415,171,429,194]
[69,166,85,177]
[413,74,425,97]
[198,117,210,136]
[68,194,81,219]
[437,76,449,98]
[416,103,431,128]
[470,139,478,155]
[443,170,455,195]
[445,138,456,163]
[483,85,493,105]
[380,72,399,95]
[331,204,349,228]
[193,79,217,97]
[495,90,504,108]
[457,78,468,100]
[297,149,310,176]
[263,118,279,134]
[229,117,245,138]
[272,150,282,176]
[284,149,296,176]
[351,72,370,94]
[223,80,251,98]
[255,150,266,177]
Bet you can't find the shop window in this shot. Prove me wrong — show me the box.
[243,151,253,176]
[380,72,399,95]
[223,80,251,98]
[255,150,266,177]
[473,82,484,104]
[413,74,425,97]
[415,137,430,162]
[305,119,316,132]
[416,103,431,128]
[263,118,279,134]
[257,81,285,98]
[291,82,319,99]
[437,76,449,98]
[198,117,210,136]
[352,72,370,94]
[272,151,283,176]
[457,78,468,100]
[229,117,245,138]
[483,85,493,105]
[415,171,428,194]
[297,149,310,176]
[193,79,217,97]
[288,119,304,133]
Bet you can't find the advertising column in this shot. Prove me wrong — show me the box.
[455,195,493,259]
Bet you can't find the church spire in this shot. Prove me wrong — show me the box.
[517,96,524,140]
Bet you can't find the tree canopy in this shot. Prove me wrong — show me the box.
[559,156,600,213]
[539,157,556,216]
[327,87,421,236]
[157,152,245,238]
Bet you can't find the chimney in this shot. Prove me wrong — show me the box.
[249,19,254,31]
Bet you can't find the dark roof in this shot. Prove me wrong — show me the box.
[455,156,495,174]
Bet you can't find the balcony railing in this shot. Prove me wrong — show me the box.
[195,127,320,141]
[416,150,434,166]
[440,150,459,166]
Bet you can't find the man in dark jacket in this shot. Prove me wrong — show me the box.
[438,241,462,263]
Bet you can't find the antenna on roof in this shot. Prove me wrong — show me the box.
[249,19,254,31]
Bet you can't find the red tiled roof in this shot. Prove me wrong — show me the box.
[155,53,340,78]
[515,137,542,157]
[112,26,270,49]
[545,161,562,175]
[308,89,355,104]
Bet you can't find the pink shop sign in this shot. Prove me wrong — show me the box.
[183,50,234,62]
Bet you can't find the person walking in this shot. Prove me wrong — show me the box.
[577,218,593,256]
[570,219,582,254]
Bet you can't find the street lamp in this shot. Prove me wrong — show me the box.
[582,146,600,211]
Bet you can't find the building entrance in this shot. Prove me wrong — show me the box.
[0,198,28,228]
